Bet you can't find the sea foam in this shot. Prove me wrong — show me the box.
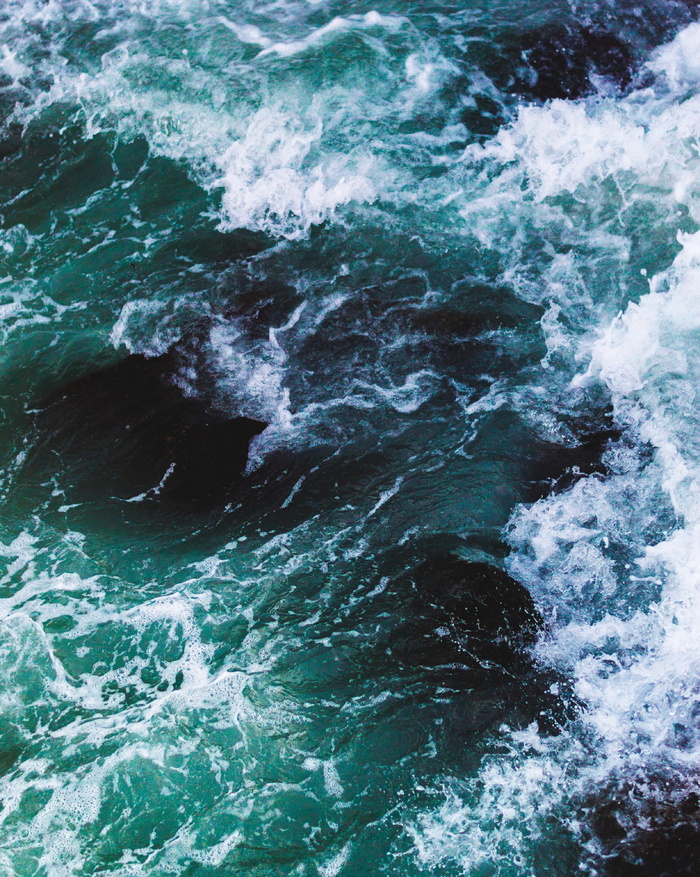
[411,18,700,874]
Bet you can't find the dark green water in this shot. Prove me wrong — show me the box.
[2,1,700,874]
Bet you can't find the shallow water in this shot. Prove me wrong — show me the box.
[2,1,700,875]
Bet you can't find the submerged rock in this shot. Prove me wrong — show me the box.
[29,349,266,504]
[410,554,542,647]
[379,551,577,737]
[586,775,700,876]
[389,553,544,677]
[512,24,635,101]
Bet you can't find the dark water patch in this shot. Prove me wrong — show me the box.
[408,554,542,650]
[447,408,621,525]
[525,425,622,501]
[128,153,212,226]
[220,277,305,343]
[0,120,116,233]
[0,122,22,161]
[590,0,700,48]
[447,1,699,118]
[388,550,579,732]
[584,775,700,877]
[25,344,266,506]
[110,135,149,180]
[458,90,506,141]
[309,539,583,733]
[511,25,635,102]
[174,225,272,270]
[389,289,545,338]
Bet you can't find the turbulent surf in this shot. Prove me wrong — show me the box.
[1,0,700,874]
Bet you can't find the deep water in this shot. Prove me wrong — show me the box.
[2,1,700,874]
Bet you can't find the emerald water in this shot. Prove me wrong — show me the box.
[2,1,700,874]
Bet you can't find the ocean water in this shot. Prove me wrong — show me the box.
[2,1,700,874]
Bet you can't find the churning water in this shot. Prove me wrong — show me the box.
[2,0,700,874]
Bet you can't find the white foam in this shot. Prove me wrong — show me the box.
[411,19,700,873]
[318,842,352,877]
[257,11,406,59]
[648,21,700,88]
[216,17,273,49]
[208,320,293,434]
[322,760,344,798]
[0,534,266,872]
[0,0,463,242]
[0,4,407,242]
[109,298,186,356]
[0,273,81,347]
[352,369,442,414]
[0,46,29,82]
[216,104,381,240]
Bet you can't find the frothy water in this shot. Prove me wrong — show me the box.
[2,1,700,875]
[412,25,700,874]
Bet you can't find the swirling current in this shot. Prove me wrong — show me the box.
[2,0,700,874]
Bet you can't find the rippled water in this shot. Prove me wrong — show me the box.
[2,1,700,874]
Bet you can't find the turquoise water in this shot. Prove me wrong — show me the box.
[2,1,700,874]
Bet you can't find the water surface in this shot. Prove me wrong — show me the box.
[1,1,700,874]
